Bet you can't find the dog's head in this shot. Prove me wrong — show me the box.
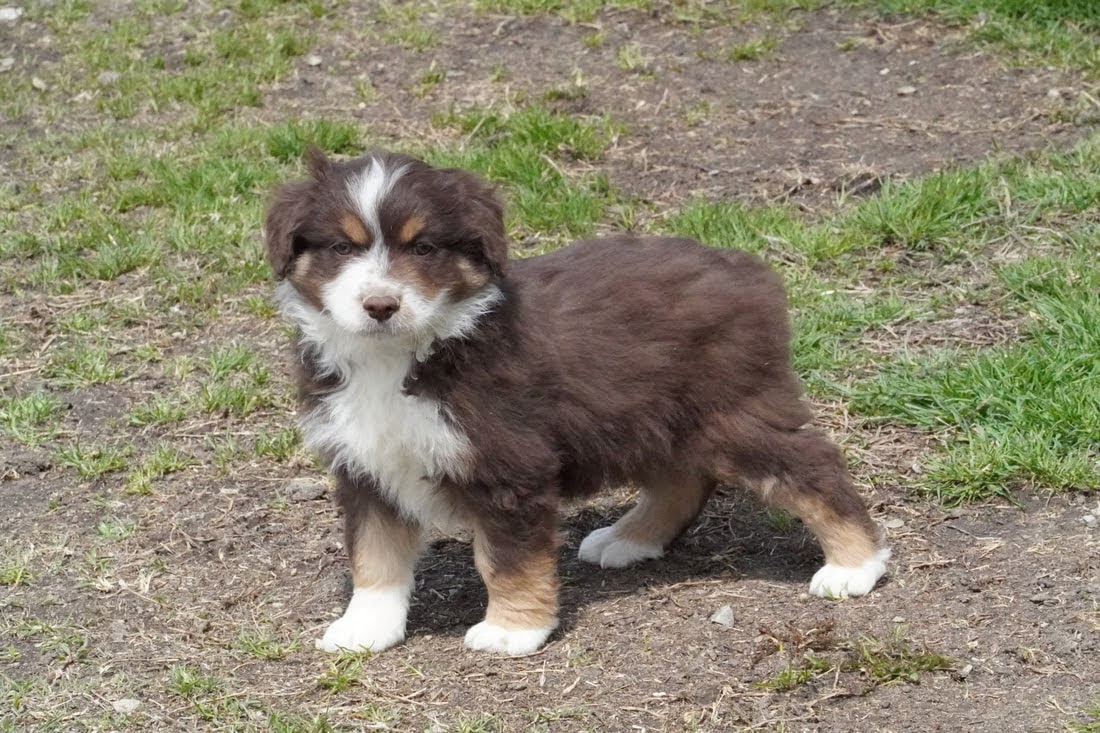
[265,149,508,341]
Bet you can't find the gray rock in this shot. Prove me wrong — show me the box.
[112,698,141,714]
[97,71,121,86]
[709,605,735,627]
[286,477,326,502]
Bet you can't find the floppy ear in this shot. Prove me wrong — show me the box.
[263,181,310,280]
[263,149,332,279]
[450,169,509,277]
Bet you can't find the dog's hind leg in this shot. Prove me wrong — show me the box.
[578,472,715,569]
[715,423,889,598]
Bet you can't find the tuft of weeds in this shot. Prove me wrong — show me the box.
[616,42,655,75]
[255,426,302,462]
[756,653,834,691]
[267,711,340,733]
[414,60,447,97]
[316,651,372,693]
[43,344,129,387]
[233,623,302,661]
[843,628,955,684]
[125,444,197,494]
[0,547,34,587]
[724,35,780,61]
[0,391,65,445]
[1066,703,1100,733]
[6,618,90,664]
[167,663,222,699]
[95,517,138,542]
[54,443,132,479]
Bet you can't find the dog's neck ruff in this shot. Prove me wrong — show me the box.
[276,281,501,527]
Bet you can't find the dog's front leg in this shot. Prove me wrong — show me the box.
[317,478,423,653]
[464,515,560,655]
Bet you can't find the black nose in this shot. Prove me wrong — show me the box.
[363,295,401,322]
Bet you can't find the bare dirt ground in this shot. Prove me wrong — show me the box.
[2,3,1098,732]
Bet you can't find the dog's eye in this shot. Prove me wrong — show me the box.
[331,242,353,256]
[411,241,435,256]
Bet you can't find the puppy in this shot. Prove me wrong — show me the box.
[264,149,889,656]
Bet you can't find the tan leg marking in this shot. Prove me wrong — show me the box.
[349,505,423,589]
[757,476,879,567]
[473,534,559,631]
[613,474,713,547]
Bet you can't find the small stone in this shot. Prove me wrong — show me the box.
[0,7,23,22]
[1047,88,1062,99]
[897,85,917,96]
[0,57,14,73]
[709,605,735,627]
[1082,514,1097,528]
[892,616,906,623]
[31,76,47,91]
[307,54,323,67]
[879,67,890,76]
[285,477,326,502]
[112,698,141,714]
[97,70,121,86]
[954,663,973,680]
[884,518,905,530]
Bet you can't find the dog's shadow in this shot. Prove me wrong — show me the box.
[403,489,824,640]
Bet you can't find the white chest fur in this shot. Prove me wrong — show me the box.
[299,341,471,529]
[276,281,487,529]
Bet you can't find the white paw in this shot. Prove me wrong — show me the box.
[463,621,556,656]
[315,586,410,654]
[809,547,891,599]
[577,526,664,568]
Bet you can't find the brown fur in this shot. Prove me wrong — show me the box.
[265,150,885,646]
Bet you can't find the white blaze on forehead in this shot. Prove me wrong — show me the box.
[348,158,407,241]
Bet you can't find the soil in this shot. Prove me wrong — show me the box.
[2,3,1098,732]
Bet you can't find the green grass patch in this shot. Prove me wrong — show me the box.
[0,547,34,587]
[0,391,65,445]
[1067,703,1100,733]
[429,103,618,243]
[54,442,133,479]
[844,629,955,684]
[847,248,1100,502]
[668,133,1100,503]
[867,0,1100,76]
[755,653,834,691]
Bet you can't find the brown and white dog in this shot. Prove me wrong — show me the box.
[264,149,889,656]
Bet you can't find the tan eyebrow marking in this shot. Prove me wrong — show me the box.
[399,215,425,245]
[340,213,371,246]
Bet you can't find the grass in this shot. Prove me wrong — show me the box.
[428,103,619,244]
[868,0,1100,76]
[0,0,1097,730]
[668,136,1100,504]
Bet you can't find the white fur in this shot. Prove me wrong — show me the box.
[577,525,665,568]
[316,584,411,653]
[809,546,891,598]
[277,283,502,528]
[464,621,556,656]
[349,157,406,241]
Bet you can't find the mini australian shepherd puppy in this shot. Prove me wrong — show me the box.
[264,149,890,656]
